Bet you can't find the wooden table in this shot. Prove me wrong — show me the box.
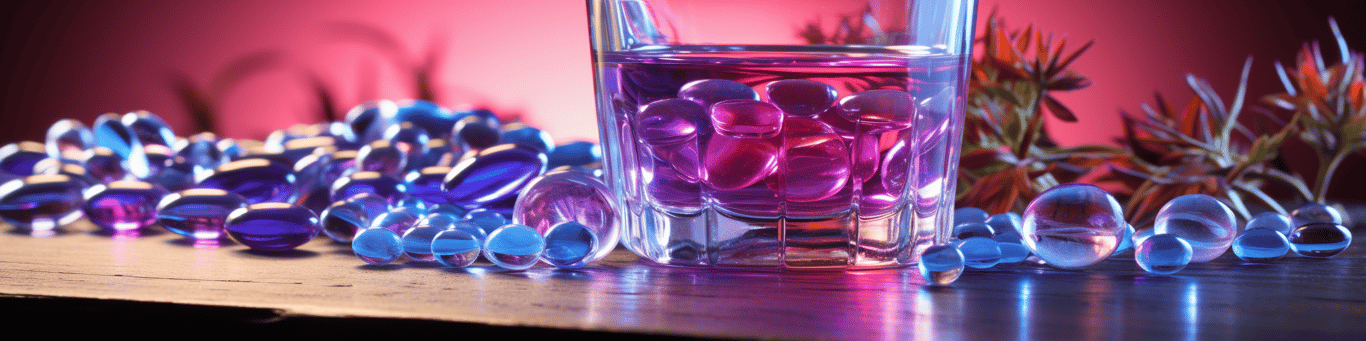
[2,221,1364,339]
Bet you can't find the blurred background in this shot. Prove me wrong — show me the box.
[1,0,1362,146]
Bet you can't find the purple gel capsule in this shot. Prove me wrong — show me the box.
[765,79,838,117]
[82,180,166,231]
[678,79,759,108]
[157,188,247,240]
[710,99,784,139]
[225,203,320,252]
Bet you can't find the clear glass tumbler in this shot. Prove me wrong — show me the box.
[589,0,977,269]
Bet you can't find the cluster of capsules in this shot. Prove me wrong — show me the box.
[919,183,1354,285]
[0,99,621,271]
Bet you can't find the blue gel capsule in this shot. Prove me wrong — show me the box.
[318,193,390,243]
[401,225,445,262]
[546,141,601,168]
[174,133,229,176]
[369,206,422,236]
[953,222,995,240]
[122,111,176,150]
[985,212,1022,237]
[356,141,408,178]
[0,174,86,231]
[953,207,990,226]
[383,121,431,165]
[413,139,459,169]
[1154,194,1237,263]
[196,159,296,204]
[918,244,965,285]
[225,203,320,252]
[541,221,597,269]
[405,166,453,205]
[345,100,400,145]
[157,188,247,240]
[92,113,140,159]
[1135,234,1193,275]
[500,123,555,154]
[82,180,166,231]
[483,224,544,270]
[442,144,546,210]
[958,237,1001,269]
[464,208,508,236]
[1245,211,1294,235]
[994,236,1031,264]
[83,147,129,183]
[352,227,404,264]
[1290,203,1343,228]
[1287,222,1352,258]
[431,228,483,267]
[451,114,502,151]
[331,171,406,205]
[1232,228,1290,262]
[394,99,458,139]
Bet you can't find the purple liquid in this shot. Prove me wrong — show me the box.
[596,46,968,269]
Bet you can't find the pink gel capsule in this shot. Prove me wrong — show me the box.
[766,79,838,117]
[838,90,915,133]
[781,118,849,202]
[702,134,779,191]
[710,100,784,139]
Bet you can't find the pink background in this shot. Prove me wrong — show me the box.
[2,0,1362,147]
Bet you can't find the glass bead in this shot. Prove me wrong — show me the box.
[432,227,483,268]
[918,244,965,285]
[1153,194,1237,262]
[122,111,176,150]
[958,237,1001,269]
[405,166,453,205]
[157,188,247,240]
[547,141,601,168]
[46,119,95,163]
[356,141,408,178]
[541,221,598,269]
[780,117,849,203]
[1290,203,1343,228]
[370,206,421,236]
[837,90,914,132]
[954,207,990,226]
[1287,222,1352,258]
[331,171,407,205]
[1135,234,1193,275]
[401,225,445,262]
[701,133,779,191]
[0,175,86,231]
[483,224,545,270]
[636,99,708,146]
[0,141,50,176]
[82,180,166,231]
[318,193,390,243]
[195,159,296,204]
[451,114,502,151]
[464,208,508,236]
[442,144,547,210]
[224,203,320,252]
[678,79,759,108]
[1232,228,1290,262]
[352,227,404,265]
[513,170,620,263]
[1020,183,1126,269]
[1112,223,1136,256]
[394,99,458,140]
[953,222,995,240]
[765,79,838,116]
[500,123,555,154]
[1245,211,1294,235]
[345,100,400,144]
[710,99,783,138]
[994,234,1031,264]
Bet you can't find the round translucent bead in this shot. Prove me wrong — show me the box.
[331,171,407,204]
[541,221,598,269]
[547,141,601,169]
[46,119,95,163]
[370,206,421,236]
[401,225,445,262]
[702,134,779,191]
[1153,194,1237,262]
[451,114,502,151]
[442,144,547,210]
[352,227,404,264]
[765,79,838,116]
[710,99,784,139]
[513,170,619,263]
[483,224,545,270]
[918,244,965,285]
[1290,203,1343,228]
[954,207,990,226]
[953,222,995,240]
[1287,223,1352,258]
[0,141,50,176]
[678,79,759,108]
[958,237,1001,269]
[1245,212,1294,235]
[157,188,247,240]
[431,228,483,267]
[356,141,407,178]
[837,90,914,132]
[82,180,166,231]
[500,123,555,154]
[225,203,320,252]
[464,209,508,236]
[1135,234,1193,275]
[318,193,390,243]
[1232,228,1290,262]
[196,159,296,204]
[780,117,849,203]
[1020,183,1126,269]
[0,174,85,230]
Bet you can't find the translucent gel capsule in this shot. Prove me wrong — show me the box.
[918,244,965,285]
[1135,234,1193,275]
[196,159,296,204]
[46,119,95,162]
[442,144,547,210]
[1021,183,1126,269]
[1112,223,1136,256]
[92,113,140,158]
[174,133,228,176]
[953,222,995,240]
[1290,203,1343,228]
[225,203,320,252]
[765,79,838,117]
[451,114,502,151]
[837,90,915,132]
[678,79,759,108]
[352,227,404,264]
[404,166,452,205]
[331,171,407,204]
[318,193,391,243]
[541,221,598,269]
[1132,228,1156,247]
[0,175,85,231]
[356,141,408,178]
[994,234,1031,264]
[500,123,555,154]
[431,228,483,267]
[958,237,1002,269]
[370,206,422,236]
[82,180,166,231]
[401,225,445,262]
[636,99,708,146]
[0,141,50,176]
[1245,211,1294,235]
[345,100,400,144]
[383,122,431,162]
[32,158,98,186]
[710,99,784,139]
[483,224,545,270]
[415,139,458,169]
[157,189,247,240]
[427,203,469,219]
[464,208,509,236]
[701,134,779,191]
[780,117,849,203]
[122,111,177,150]
[513,170,620,263]
[954,207,990,226]
[394,99,458,139]
[986,212,1023,239]
[547,141,601,168]
[1232,228,1290,262]
[1153,194,1237,262]
[1287,222,1352,258]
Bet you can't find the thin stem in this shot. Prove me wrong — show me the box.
[1313,150,1350,202]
